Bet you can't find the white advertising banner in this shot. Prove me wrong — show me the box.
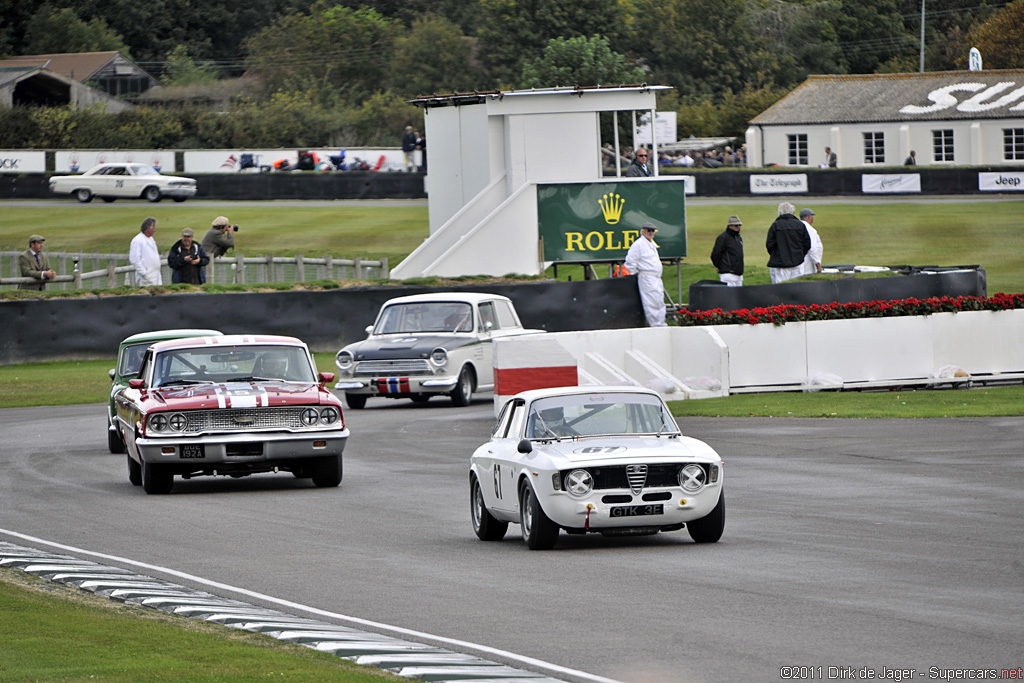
[681,175,696,195]
[0,151,46,173]
[862,174,921,193]
[750,174,808,194]
[978,172,1024,191]
[55,150,176,173]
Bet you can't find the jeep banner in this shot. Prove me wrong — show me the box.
[979,172,1024,191]
[537,180,686,263]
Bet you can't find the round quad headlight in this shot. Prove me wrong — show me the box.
[319,407,340,425]
[301,407,320,426]
[429,348,448,367]
[167,413,188,431]
[148,413,168,432]
[335,350,353,370]
[679,464,707,492]
[564,469,594,497]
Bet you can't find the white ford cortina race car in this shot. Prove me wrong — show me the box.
[469,386,725,550]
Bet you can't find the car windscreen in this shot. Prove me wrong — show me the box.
[527,393,679,439]
[152,345,315,386]
[375,302,473,334]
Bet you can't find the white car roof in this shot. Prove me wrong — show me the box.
[382,292,513,306]
[511,385,664,405]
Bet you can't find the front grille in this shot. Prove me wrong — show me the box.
[354,359,431,376]
[177,407,308,434]
[564,464,693,491]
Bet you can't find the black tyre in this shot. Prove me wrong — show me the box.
[410,394,430,403]
[107,423,126,454]
[101,197,116,203]
[141,460,173,494]
[450,366,474,407]
[471,475,508,541]
[688,490,725,543]
[172,197,186,203]
[127,455,141,486]
[75,188,92,203]
[311,455,343,488]
[345,393,367,409]
[143,186,162,202]
[519,482,559,550]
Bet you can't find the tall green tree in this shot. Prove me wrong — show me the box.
[519,35,644,88]
[244,2,400,102]
[23,6,130,55]
[960,0,1024,69]
[832,0,908,73]
[389,14,483,97]
[476,0,631,86]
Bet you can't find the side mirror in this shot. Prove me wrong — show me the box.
[517,438,533,454]
[109,368,116,381]
[128,379,145,389]
[365,325,374,336]
[319,371,335,384]
[484,320,494,331]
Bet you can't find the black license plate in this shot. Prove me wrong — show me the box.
[610,504,663,517]
[181,444,205,459]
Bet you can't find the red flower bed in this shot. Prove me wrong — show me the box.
[674,293,1024,327]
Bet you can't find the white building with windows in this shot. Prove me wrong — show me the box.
[746,70,1024,168]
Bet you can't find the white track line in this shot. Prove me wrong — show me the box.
[0,528,623,683]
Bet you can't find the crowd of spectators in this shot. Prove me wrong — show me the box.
[603,143,747,171]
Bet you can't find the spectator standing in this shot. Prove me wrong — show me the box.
[402,125,418,172]
[168,227,209,284]
[825,146,837,168]
[766,201,810,284]
[18,234,56,290]
[416,132,426,172]
[799,208,824,275]
[625,149,652,177]
[130,217,162,286]
[710,215,744,286]
[624,222,667,327]
[905,150,917,165]
[202,216,236,259]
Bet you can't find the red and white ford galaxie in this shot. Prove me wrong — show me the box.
[114,334,347,494]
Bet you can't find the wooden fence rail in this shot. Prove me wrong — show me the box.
[0,251,389,290]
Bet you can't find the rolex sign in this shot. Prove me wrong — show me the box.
[537,180,687,263]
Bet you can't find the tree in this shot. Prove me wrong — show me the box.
[244,2,400,102]
[476,0,630,86]
[24,6,130,55]
[519,35,644,88]
[389,14,484,97]
[163,45,222,86]
[831,0,909,74]
[960,0,1024,69]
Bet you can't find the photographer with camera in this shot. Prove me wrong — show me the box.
[201,216,238,259]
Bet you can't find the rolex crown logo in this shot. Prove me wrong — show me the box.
[599,193,625,225]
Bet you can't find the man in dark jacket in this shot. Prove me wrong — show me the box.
[711,215,744,286]
[168,227,209,284]
[402,125,418,172]
[624,149,652,177]
[766,201,810,284]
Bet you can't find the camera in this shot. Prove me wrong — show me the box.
[230,225,239,232]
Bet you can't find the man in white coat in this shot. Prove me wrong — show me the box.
[130,216,162,286]
[624,222,667,327]
[799,208,823,275]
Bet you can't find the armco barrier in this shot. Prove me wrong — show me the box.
[490,309,1024,411]
[0,278,645,365]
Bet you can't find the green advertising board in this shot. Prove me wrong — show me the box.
[537,179,686,263]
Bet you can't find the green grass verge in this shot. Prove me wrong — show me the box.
[0,570,402,683]
[3,200,1023,298]
[1,355,1022,417]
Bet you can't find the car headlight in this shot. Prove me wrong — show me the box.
[319,407,340,425]
[429,348,448,367]
[167,413,188,431]
[335,350,353,370]
[679,464,707,492]
[301,408,320,426]
[564,469,594,497]
[148,413,168,432]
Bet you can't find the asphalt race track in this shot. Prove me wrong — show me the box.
[1,398,1022,683]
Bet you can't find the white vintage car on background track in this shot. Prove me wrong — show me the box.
[49,162,198,203]
[334,292,543,409]
[469,386,725,550]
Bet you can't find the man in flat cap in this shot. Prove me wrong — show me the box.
[202,216,236,259]
[19,234,57,290]
[624,222,667,327]
[711,215,744,286]
[168,227,209,284]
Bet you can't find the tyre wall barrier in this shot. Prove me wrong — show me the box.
[0,278,646,365]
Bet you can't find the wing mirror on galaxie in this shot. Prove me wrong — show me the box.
[518,439,533,454]
[319,372,335,385]
[129,379,145,389]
